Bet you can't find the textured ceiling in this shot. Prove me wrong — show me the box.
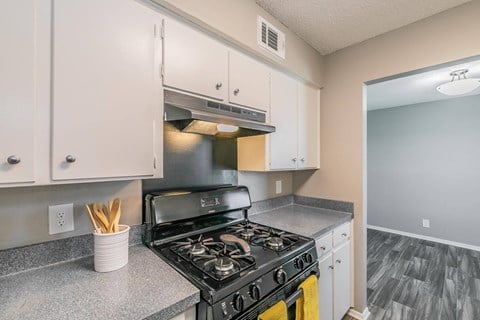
[367,58,480,110]
[256,0,471,55]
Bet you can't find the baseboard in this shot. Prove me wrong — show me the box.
[367,224,480,252]
[348,307,371,320]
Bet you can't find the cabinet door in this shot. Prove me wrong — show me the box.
[298,83,320,169]
[333,241,351,320]
[228,51,270,111]
[163,18,228,101]
[269,71,297,170]
[319,253,334,320]
[52,0,160,180]
[0,0,35,184]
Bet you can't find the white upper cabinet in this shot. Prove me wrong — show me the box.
[298,83,320,169]
[52,0,161,180]
[228,51,270,111]
[163,18,229,101]
[237,73,320,172]
[269,71,298,170]
[0,0,36,184]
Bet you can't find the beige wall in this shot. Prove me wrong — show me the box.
[238,171,293,202]
[0,181,141,250]
[294,0,480,311]
[152,0,324,86]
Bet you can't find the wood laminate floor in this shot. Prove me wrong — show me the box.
[366,229,480,320]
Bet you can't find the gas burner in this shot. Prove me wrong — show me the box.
[228,221,270,240]
[191,243,206,255]
[251,228,300,252]
[191,243,256,281]
[267,237,284,250]
[170,234,223,257]
[213,257,235,273]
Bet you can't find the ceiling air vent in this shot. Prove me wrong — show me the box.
[257,16,285,59]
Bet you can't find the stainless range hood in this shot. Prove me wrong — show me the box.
[164,90,275,138]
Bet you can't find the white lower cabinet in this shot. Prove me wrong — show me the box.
[319,253,334,320]
[333,241,351,320]
[169,306,196,320]
[316,223,351,320]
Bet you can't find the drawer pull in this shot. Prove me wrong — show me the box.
[336,259,342,264]
[7,155,21,165]
[65,155,76,163]
[215,82,222,90]
[342,233,348,237]
[329,265,334,270]
[320,246,326,251]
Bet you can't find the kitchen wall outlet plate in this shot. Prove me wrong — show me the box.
[49,203,74,235]
[422,219,430,228]
[275,180,282,194]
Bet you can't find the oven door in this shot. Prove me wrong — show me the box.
[237,262,319,320]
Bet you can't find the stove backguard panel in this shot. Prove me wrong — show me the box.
[142,123,238,193]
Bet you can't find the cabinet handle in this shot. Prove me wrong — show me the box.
[320,246,326,251]
[7,155,21,165]
[342,233,348,237]
[336,259,342,264]
[65,155,76,163]
[292,158,297,162]
[233,88,240,95]
[215,82,222,90]
[329,265,334,270]
[301,158,305,162]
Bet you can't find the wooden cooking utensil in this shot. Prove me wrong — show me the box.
[93,203,109,233]
[85,204,101,234]
[220,234,251,254]
[109,198,121,233]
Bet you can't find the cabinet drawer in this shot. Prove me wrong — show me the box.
[315,232,333,258]
[333,223,350,248]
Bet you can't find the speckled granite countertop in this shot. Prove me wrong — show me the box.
[250,205,353,239]
[0,245,199,320]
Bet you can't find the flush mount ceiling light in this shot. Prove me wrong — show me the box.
[436,69,480,96]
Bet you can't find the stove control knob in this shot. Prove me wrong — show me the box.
[249,284,261,301]
[304,253,314,264]
[294,258,305,270]
[232,293,245,312]
[275,268,288,284]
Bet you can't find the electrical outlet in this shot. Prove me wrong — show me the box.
[49,203,74,235]
[275,180,282,194]
[422,219,430,228]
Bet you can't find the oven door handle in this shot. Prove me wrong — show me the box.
[285,288,303,307]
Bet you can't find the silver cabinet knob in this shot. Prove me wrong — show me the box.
[342,233,348,237]
[329,265,334,270]
[320,246,326,251]
[65,155,76,163]
[233,88,240,95]
[301,158,305,162]
[336,259,342,264]
[292,158,297,162]
[215,82,222,90]
[7,155,21,165]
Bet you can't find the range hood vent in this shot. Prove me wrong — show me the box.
[164,90,275,138]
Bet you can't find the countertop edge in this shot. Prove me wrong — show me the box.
[145,291,200,320]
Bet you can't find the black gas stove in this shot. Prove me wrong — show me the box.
[144,186,318,320]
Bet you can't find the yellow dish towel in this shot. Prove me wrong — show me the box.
[296,275,319,320]
[258,300,287,320]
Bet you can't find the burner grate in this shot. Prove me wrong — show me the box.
[169,234,256,281]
